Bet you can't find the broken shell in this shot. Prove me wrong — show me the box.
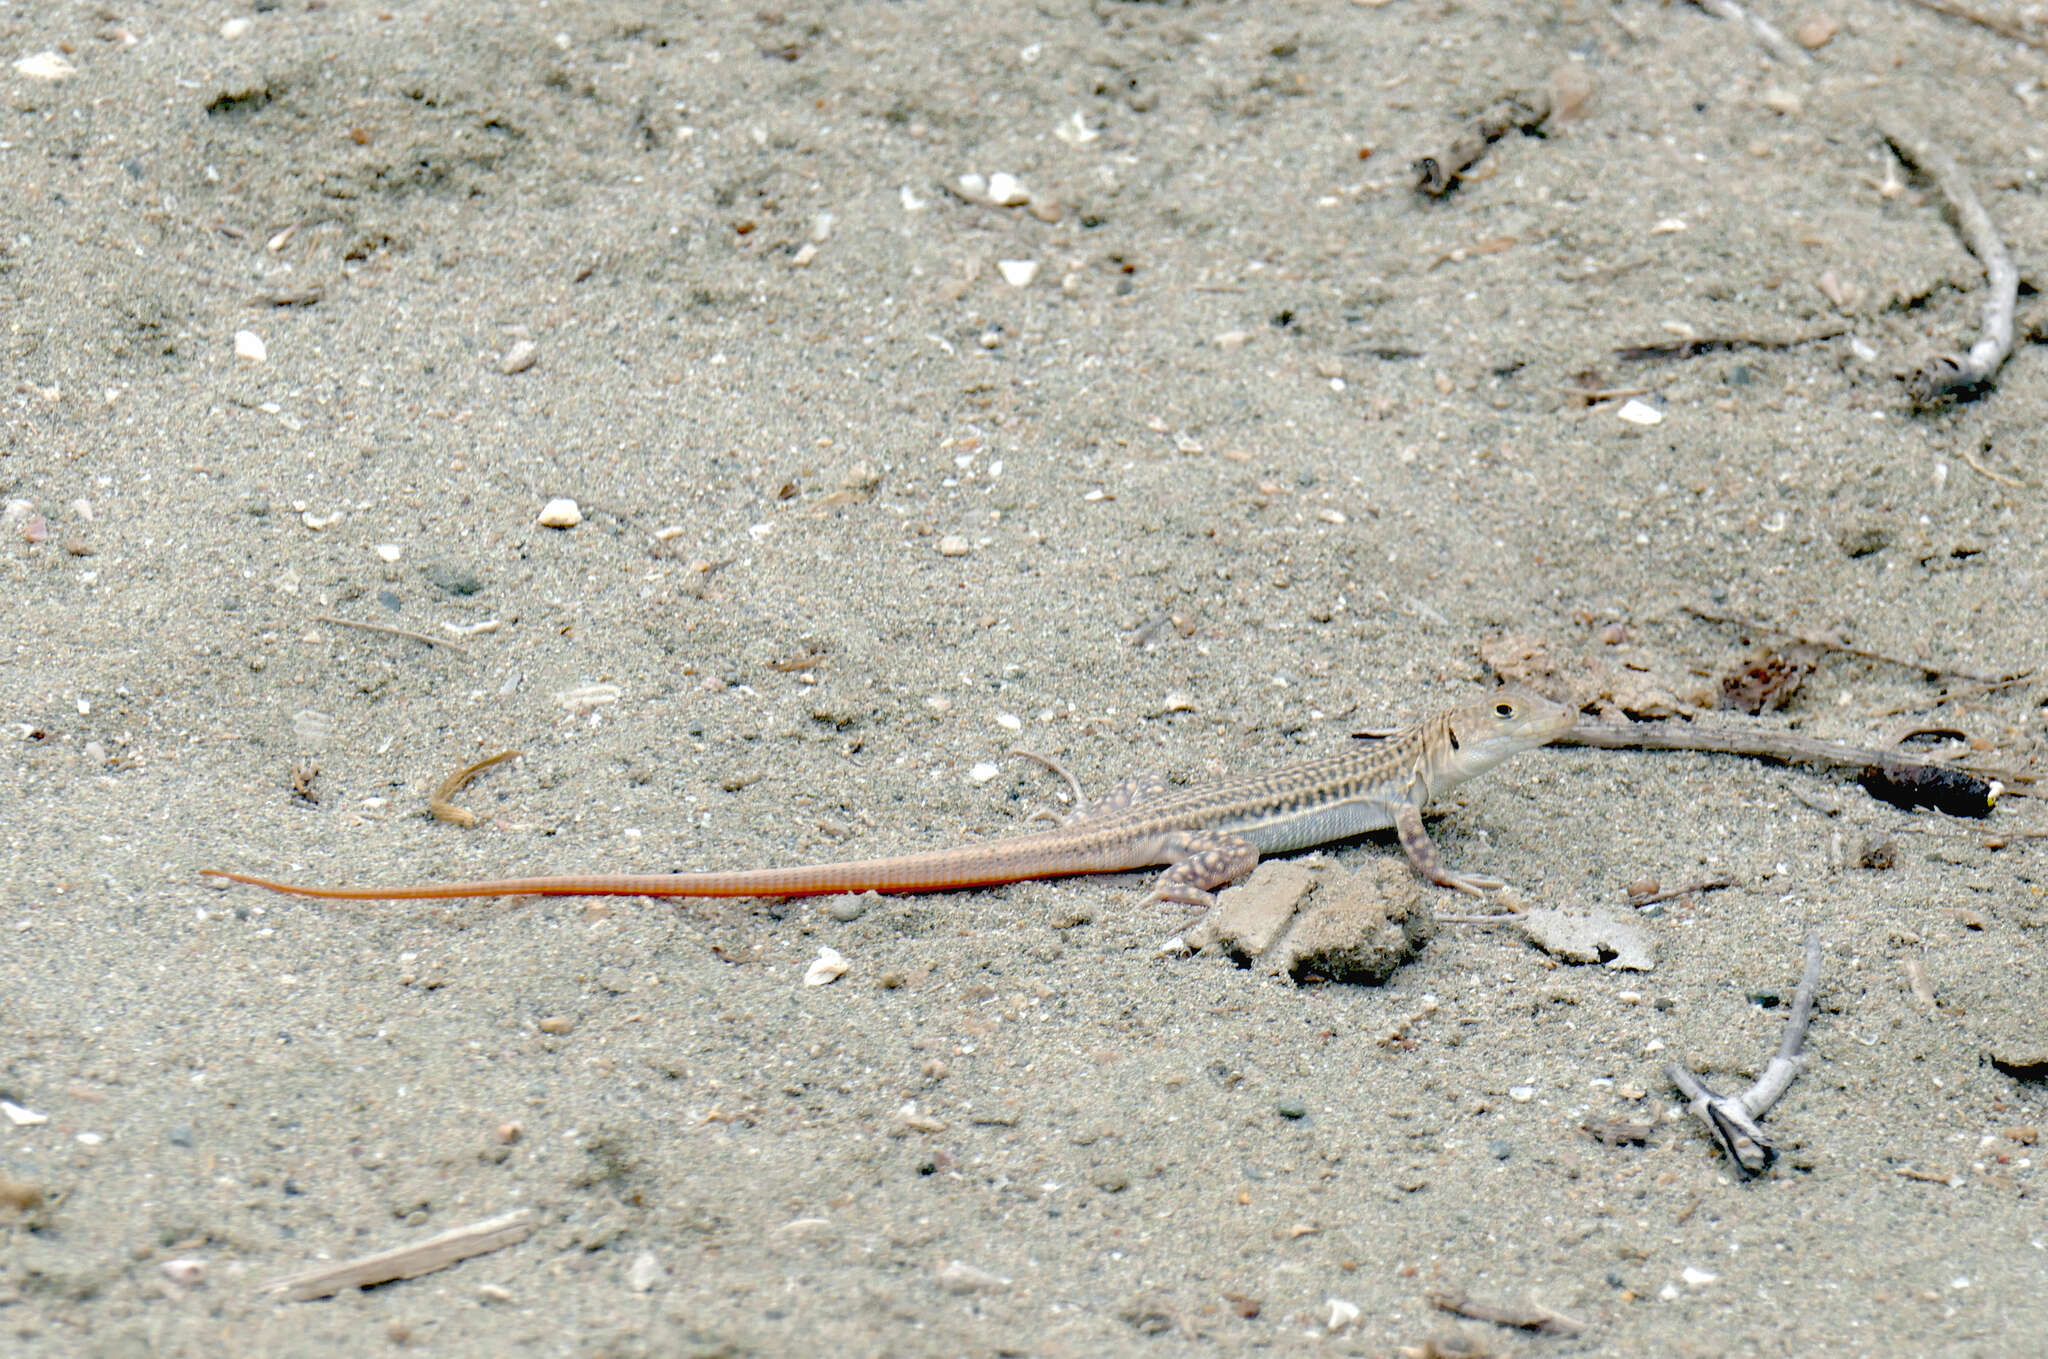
[995,259,1038,288]
[804,947,850,986]
[536,497,583,528]
[234,330,267,363]
[985,172,1030,206]
[1616,398,1664,426]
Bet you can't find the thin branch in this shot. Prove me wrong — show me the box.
[1555,718,2022,793]
[313,613,469,654]
[261,1209,539,1300]
[1682,603,2019,683]
[1878,117,2020,402]
[1665,930,1822,1174]
[428,750,522,828]
[1413,89,1553,197]
[1688,0,1813,65]
[1896,0,2048,51]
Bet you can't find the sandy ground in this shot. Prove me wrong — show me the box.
[3,0,2046,1353]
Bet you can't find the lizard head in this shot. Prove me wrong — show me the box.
[1436,685,1577,779]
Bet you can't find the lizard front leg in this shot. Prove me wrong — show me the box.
[1392,801,1504,897]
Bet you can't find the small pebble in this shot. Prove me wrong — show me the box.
[478,1284,514,1304]
[1212,329,1252,351]
[537,1015,575,1035]
[1650,217,1688,235]
[1326,1298,1361,1332]
[499,340,538,374]
[375,543,403,563]
[1489,1139,1514,1160]
[234,330,267,363]
[996,259,1038,288]
[1616,398,1663,426]
[1276,1099,1308,1120]
[804,947,849,987]
[220,17,252,38]
[1509,1085,1536,1102]
[968,762,1000,784]
[536,497,582,528]
[936,534,971,557]
[1794,15,1839,48]
[956,172,988,201]
[625,1250,663,1292]
[936,1260,1007,1294]
[790,242,818,268]
[161,1258,208,1286]
[13,52,76,80]
[985,172,1030,206]
[828,897,868,922]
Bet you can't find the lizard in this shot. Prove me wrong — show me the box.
[201,686,1576,907]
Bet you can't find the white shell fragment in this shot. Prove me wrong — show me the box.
[374,543,403,563]
[803,947,849,987]
[936,534,972,556]
[554,682,622,713]
[499,340,538,374]
[0,1099,48,1126]
[985,172,1030,206]
[161,1258,208,1286]
[956,172,988,202]
[1616,399,1664,426]
[234,330,267,363]
[536,497,582,528]
[13,52,76,80]
[996,259,1039,288]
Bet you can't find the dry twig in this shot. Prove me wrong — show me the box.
[1556,718,2019,795]
[1426,1287,1586,1337]
[1413,89,1552,197]
[429,750,522,828]
[313,613,469,654]
[1688,0,1812,64]
[1682,603,2018,684]
[1665,930,1823,1175]
[1878,118,2020,403]
[261,1208,539,1301]
[1897,0,2048,51]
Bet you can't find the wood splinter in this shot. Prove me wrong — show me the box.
[1666,930,1823,1175]
[429,750,522,828]
[261,1208,539,1301]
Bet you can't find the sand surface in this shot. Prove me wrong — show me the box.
[3,1,2046,1353]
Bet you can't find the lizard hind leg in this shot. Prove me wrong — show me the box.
[1136,831,1260,909]
[1010,750,1173,827]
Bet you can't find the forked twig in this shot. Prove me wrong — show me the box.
[1665,930,1823,1175]
[1878,117,2020,403]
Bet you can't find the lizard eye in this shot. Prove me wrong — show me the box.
[1494,701,1514,718]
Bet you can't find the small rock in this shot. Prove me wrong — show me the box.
[13,52,76,80]
[804,947,849,986]
[1185,862,1315,960]
[537,1015,575,1035]
[1212,329,1252,351]
[161,1258,207,1286]
[1514,908,1655,971]
[1616,398,1663,426]
[220,17,253,38]
[234,330,267,363]
[1267,859,1431,984]
[956,172,988,202]
[828,896,869,922]
[1326,1297,1361,1332]
[536,497,582,528]
[1758,87,1803,117]
[985,172,1030,206]
[937,1259,1008,1294]
[996,259,1039,288]
[1275,1099,1308,1120]
[1794,14,1839,48]
[936,534,972,557]
[375,543,403,563]
[499,340,538,374]
[625,1250,663,1293]
[790,242,818,268]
